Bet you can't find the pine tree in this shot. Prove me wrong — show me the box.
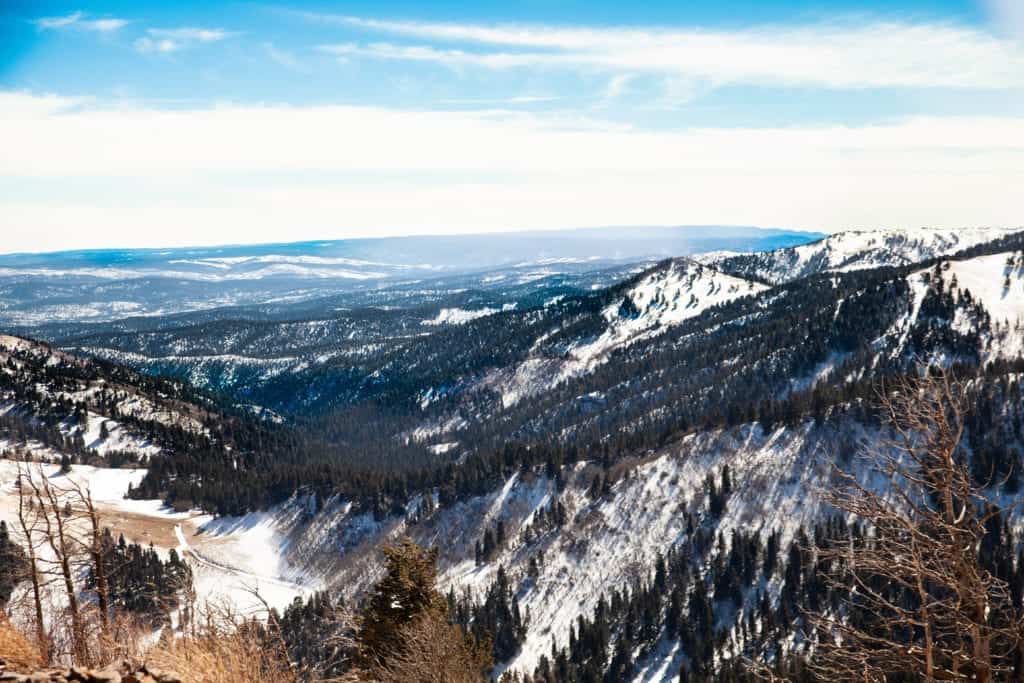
[354,538,490,681]
[356,538,449,667]
[0,520,27,606]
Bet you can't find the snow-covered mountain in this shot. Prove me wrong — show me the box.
[3,226,1024,681]
[482,259,767,408]
[31,228,1024,455]
[904,251,1024,361]
[702,227,1020,284]
[0,226,818,325]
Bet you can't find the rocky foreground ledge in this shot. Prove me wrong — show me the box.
[0,658,181,683]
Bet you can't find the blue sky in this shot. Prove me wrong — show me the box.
[1,1,1023,252]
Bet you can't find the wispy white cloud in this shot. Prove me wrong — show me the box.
[148,27,233,42]
[317,42,553,69]
[263,42,306,71]
[34,11,129,32]
[602,74,633,103]
[135,27,234,54]
[314,15,1024,89]
[436,95,562,105]
[134,37,179,54]
[87,18,130,32]
[35,11,84,29]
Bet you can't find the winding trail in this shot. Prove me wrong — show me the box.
[173,522,309,598]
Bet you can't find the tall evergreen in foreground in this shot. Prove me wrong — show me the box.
[350,538,492,682]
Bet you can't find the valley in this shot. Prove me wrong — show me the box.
[7,1,1024,677]
[3,226,1024,681]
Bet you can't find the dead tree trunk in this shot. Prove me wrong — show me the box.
[14,464,48,664]
[67,479,110,635]
[29,469,88,665]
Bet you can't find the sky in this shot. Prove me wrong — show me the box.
[1,0,1024,253]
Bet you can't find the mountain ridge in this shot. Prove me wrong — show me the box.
[2,226,1024,681]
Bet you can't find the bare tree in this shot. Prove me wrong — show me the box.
[358,609,489,683]
[25,467,89,665]
[241,582,356,679]
[64,477,111,636]
[809,369,1022,682]
[13,463,49,663]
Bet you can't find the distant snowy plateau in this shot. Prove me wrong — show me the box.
[0,226,816,325]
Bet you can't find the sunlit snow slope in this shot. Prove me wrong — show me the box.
[704,228,1020,284]
[488,259,766,407]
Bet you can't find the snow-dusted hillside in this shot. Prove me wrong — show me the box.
[0,335,324,616]
[0,335,212,456]
[425,420,866,676]
[608,259,767,335]
[275,357,1024,679]
[861,250,1024,367]
[945,251,1024,327]
[704,228,1020,284]
[423,304,517,326]
[0,335,323,614]
[0,459,316,617]
[2,229,1023,681]
[273,417,885,678]
[484,259,766,407]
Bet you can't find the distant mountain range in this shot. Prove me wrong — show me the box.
[0,226,821,273]
[0,226,818,325]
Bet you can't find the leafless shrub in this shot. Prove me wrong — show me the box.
[807,369,1023,682]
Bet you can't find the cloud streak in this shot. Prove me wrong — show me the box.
[34,11,129,32]
[263,42,306,71]
[135,27,234,53]
[317,42,554,69]
[318,15,1024,89]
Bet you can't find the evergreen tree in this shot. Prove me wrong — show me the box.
[0,520,27,607]
[353,538,490,681]
[355,538,450,667]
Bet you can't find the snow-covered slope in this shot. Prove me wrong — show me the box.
[703,228,1020,284]
[0,459,316,617]
[423,304,517,326]
[0,335,209,460]
[610,259,767,331]
[945,251,1024,327]
[438,421,847,675]
[485,259,766,407]
[0,337,320,616]
[899,251,1024,361]
[286,417,879,678]
[295,360,1024,679]
[0,337,320,614]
